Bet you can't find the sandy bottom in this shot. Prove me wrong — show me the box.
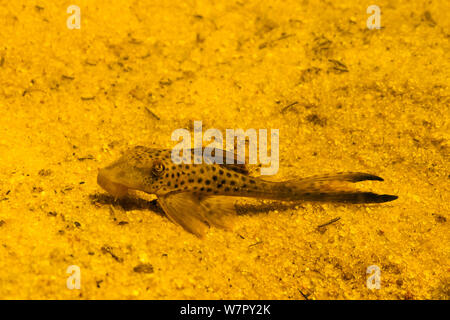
[0,0,448,299]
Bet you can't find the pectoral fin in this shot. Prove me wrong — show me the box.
[158,193,210,237]
[158,192,238,237]
[198,195,237,230]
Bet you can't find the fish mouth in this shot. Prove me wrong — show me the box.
[97,169,129,198]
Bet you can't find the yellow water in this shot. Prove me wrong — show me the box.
[0,0,448,299]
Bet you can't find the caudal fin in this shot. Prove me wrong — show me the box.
[282,172,398,204]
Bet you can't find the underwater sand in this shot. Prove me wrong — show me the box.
[0,0,448,299]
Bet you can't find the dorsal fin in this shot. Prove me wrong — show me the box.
[219,163,249,175]
[189,148,250,175]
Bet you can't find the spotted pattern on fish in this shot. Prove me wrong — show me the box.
[97,146,397,237]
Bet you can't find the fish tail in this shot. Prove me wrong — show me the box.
[280,172,398,204]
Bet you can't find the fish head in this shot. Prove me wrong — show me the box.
[97,147,169,197]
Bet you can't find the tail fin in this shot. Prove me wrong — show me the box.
[283,172,398,204]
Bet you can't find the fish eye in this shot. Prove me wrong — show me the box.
[152,162,165,176]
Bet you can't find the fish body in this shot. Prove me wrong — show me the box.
[97,146,397,237]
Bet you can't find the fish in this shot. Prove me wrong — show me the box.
[97,146,398,237]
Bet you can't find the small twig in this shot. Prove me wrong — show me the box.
[328,59,349,73]
[248,241,263,248]
[145,107,160,120]
[101,246,123,263]
[277,33,295,41]
[298,289,310,300]
[281,101,299,114]
[77,155,95,161]
[328,59,347,69]
[259,33,296,49]
[317,217,341,229]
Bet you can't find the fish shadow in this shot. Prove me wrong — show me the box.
[90,193,300,218]
[235,201,303,216]
[89,193,166,217]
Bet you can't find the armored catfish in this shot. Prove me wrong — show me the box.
[97,146,397,237]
